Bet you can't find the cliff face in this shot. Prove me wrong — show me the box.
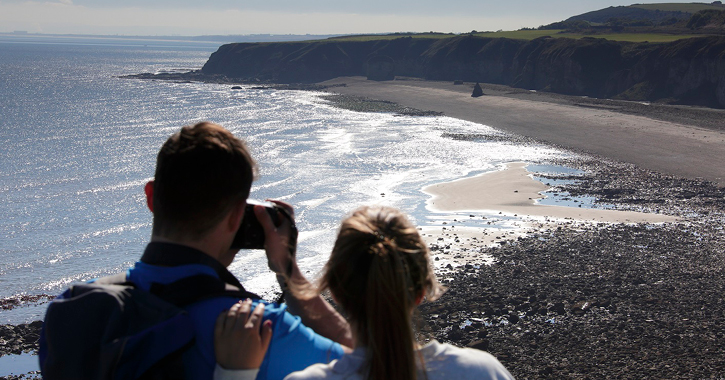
[201,35,725,108]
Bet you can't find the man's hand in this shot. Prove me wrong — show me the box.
[254,200,296,276]
[214,299,273,370]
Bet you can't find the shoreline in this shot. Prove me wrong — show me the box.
[318,76,725,187]
[418,161,682,269]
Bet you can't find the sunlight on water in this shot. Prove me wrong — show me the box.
[0,38,574,321]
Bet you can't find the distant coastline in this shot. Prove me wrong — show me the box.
[194,35,725,109]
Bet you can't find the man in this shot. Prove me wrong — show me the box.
[44,122,352,379]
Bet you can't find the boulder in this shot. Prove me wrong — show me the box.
[471,82,484,97]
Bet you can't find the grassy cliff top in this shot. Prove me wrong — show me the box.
[327,30,705,43]
[631,2,725,12]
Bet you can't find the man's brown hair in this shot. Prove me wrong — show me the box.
[151,122,256,240]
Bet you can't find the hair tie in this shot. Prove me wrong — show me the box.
[368,232,389,256]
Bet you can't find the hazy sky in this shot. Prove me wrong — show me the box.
[0,0,676,36]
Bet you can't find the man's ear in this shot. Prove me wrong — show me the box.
[227,200,246,233]
[144,181,154,212]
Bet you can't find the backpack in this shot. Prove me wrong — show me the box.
[40,272,259,380]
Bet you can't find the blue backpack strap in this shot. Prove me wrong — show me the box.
[149,274,261,306]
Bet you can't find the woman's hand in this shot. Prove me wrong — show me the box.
[214,299,273,370]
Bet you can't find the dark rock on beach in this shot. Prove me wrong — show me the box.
[1,295,54,312]
[471,82,484,97]
[319,94,443,116]
[0,297,50,378]
[0,295,54,378]
[0,322,42,357]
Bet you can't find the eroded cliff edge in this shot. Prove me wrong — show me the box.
[200,35,725,108]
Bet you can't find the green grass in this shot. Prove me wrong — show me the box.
[326,29,708,44]
[473,30,564,39]
[473,30,705,42]
[631,2,725,12]
[328,33,455,41]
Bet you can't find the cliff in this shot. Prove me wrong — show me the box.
[201,35,725,108]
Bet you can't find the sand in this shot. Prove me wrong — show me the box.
[320,77,725,187]
[423,162,678,223]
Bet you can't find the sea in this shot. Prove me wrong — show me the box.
[0,33,580,346]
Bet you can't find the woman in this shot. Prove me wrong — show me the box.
[215,206,514,380]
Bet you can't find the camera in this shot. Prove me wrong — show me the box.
[231,199,293,250]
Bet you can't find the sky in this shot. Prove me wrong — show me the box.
[0,0,681,36]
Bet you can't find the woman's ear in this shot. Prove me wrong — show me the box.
[415,292,425,306]
[144,181,154,212]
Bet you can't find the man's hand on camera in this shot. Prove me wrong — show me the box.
[254,200,295,276]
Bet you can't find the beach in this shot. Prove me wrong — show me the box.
[416,161,681,269]
[422,162,679,223]
[319,78,725,378]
